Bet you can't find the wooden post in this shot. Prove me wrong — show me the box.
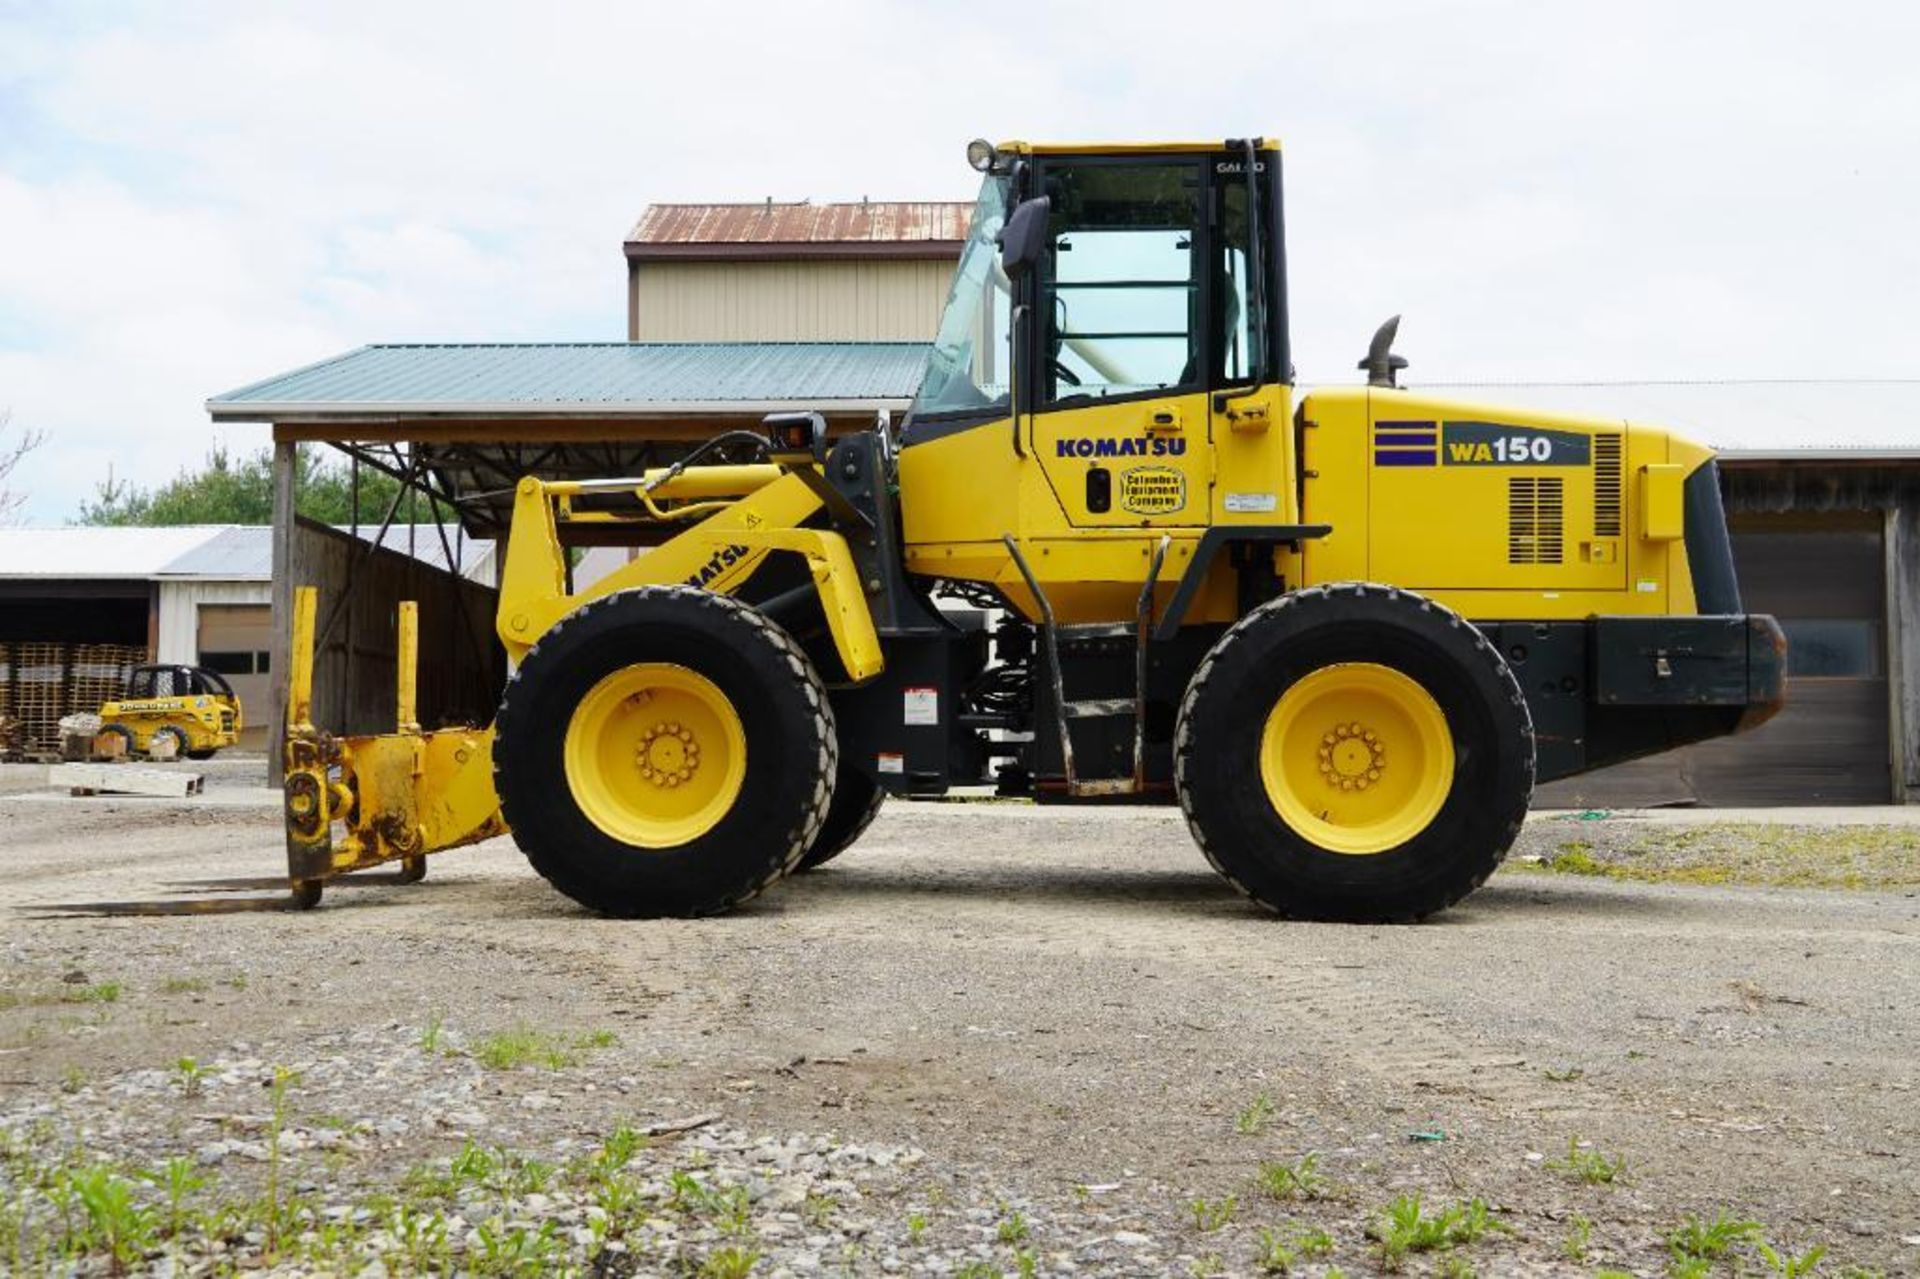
[1889,503,1920,804]
[268,437,297,789]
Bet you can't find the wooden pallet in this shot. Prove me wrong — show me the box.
[0,642,146,756]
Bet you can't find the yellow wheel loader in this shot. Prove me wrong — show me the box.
[282,136,1785,920]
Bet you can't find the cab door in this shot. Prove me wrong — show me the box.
[1026,157,1212,529]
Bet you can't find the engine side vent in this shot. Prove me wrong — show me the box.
[1508,476,1565,565]
[1593,432,1623,537]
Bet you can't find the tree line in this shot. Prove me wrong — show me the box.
[77,445,437,526]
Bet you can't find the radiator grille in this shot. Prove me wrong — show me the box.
[1593,432,1623,537]
[1508,477,1565,564]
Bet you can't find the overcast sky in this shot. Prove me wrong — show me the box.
[2,0,1916,522]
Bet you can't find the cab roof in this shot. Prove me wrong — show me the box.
[996,137,1282,156]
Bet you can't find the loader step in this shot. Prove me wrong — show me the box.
[1057,622,1134,641]
[1064,698,1136,719]
[1068,777,1143,798]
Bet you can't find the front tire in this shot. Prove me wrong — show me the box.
[150,726,189,761]
[1175,583,1533,922]
[494,587,836,917]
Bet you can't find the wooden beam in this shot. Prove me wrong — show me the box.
[268,439,296,789]
[1889,502,1920,804]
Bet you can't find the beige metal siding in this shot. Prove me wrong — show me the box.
[196,602,272,749]
[631,260,954,341]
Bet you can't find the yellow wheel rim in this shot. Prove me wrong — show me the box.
[563,663,747,848]
[1259,662,1454,855]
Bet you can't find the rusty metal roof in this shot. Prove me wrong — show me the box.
[626,201,970,260]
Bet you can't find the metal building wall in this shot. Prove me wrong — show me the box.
[1534,461,1920,808]
[277,518,502,745]
[629,260,954,341]
[154,579,270,664]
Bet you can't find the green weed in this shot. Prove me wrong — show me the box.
[1235,1092,1276,1135]
[69,1164,156,1270]
[1256,1152,1328,1201]
[1756,1240,1828,1277]
[1549,1136,1628,1185]
[669,1171,752,1236]
[171,1056,211,1098]
[1187,1194,1236,1232]
[1256,1224,1336,1274]
[1370,1194,1509,1270]
[470,1215,562,1274]
[803,1192,838,1229]
[996,1208,1029,1243]
[1560,1213,1592,1262]
[263,1065,299,1253]
[698,1245,761,1279]
[1666,1210,1761,1268]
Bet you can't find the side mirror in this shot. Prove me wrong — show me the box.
[997,196,1052,280]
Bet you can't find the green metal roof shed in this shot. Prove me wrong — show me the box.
[209,341,931,426]
[209,339,934,773]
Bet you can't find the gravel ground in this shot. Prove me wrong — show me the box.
[1,768,1918,1276]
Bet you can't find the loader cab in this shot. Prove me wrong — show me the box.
[911,139,1288,425]
[902,141,1297,576]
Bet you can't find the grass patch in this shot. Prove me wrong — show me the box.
[1509,823,1920,892]
[471,1026,617,1071]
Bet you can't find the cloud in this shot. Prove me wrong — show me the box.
[2,0,1917,519]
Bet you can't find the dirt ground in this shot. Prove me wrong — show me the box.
[2,759,1918,1276]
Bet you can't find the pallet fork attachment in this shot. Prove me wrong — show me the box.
[27,588,505,918]
[281,586,505,909]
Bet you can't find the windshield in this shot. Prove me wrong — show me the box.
[909,174,1013,417]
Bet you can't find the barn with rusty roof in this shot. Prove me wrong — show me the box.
[624,199,971,341]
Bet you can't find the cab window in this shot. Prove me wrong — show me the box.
[1038,160,1202,405]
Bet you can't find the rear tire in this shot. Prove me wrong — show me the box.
[792,764,885,871]
[494,587,836,918]
[1175,582,1533,922]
